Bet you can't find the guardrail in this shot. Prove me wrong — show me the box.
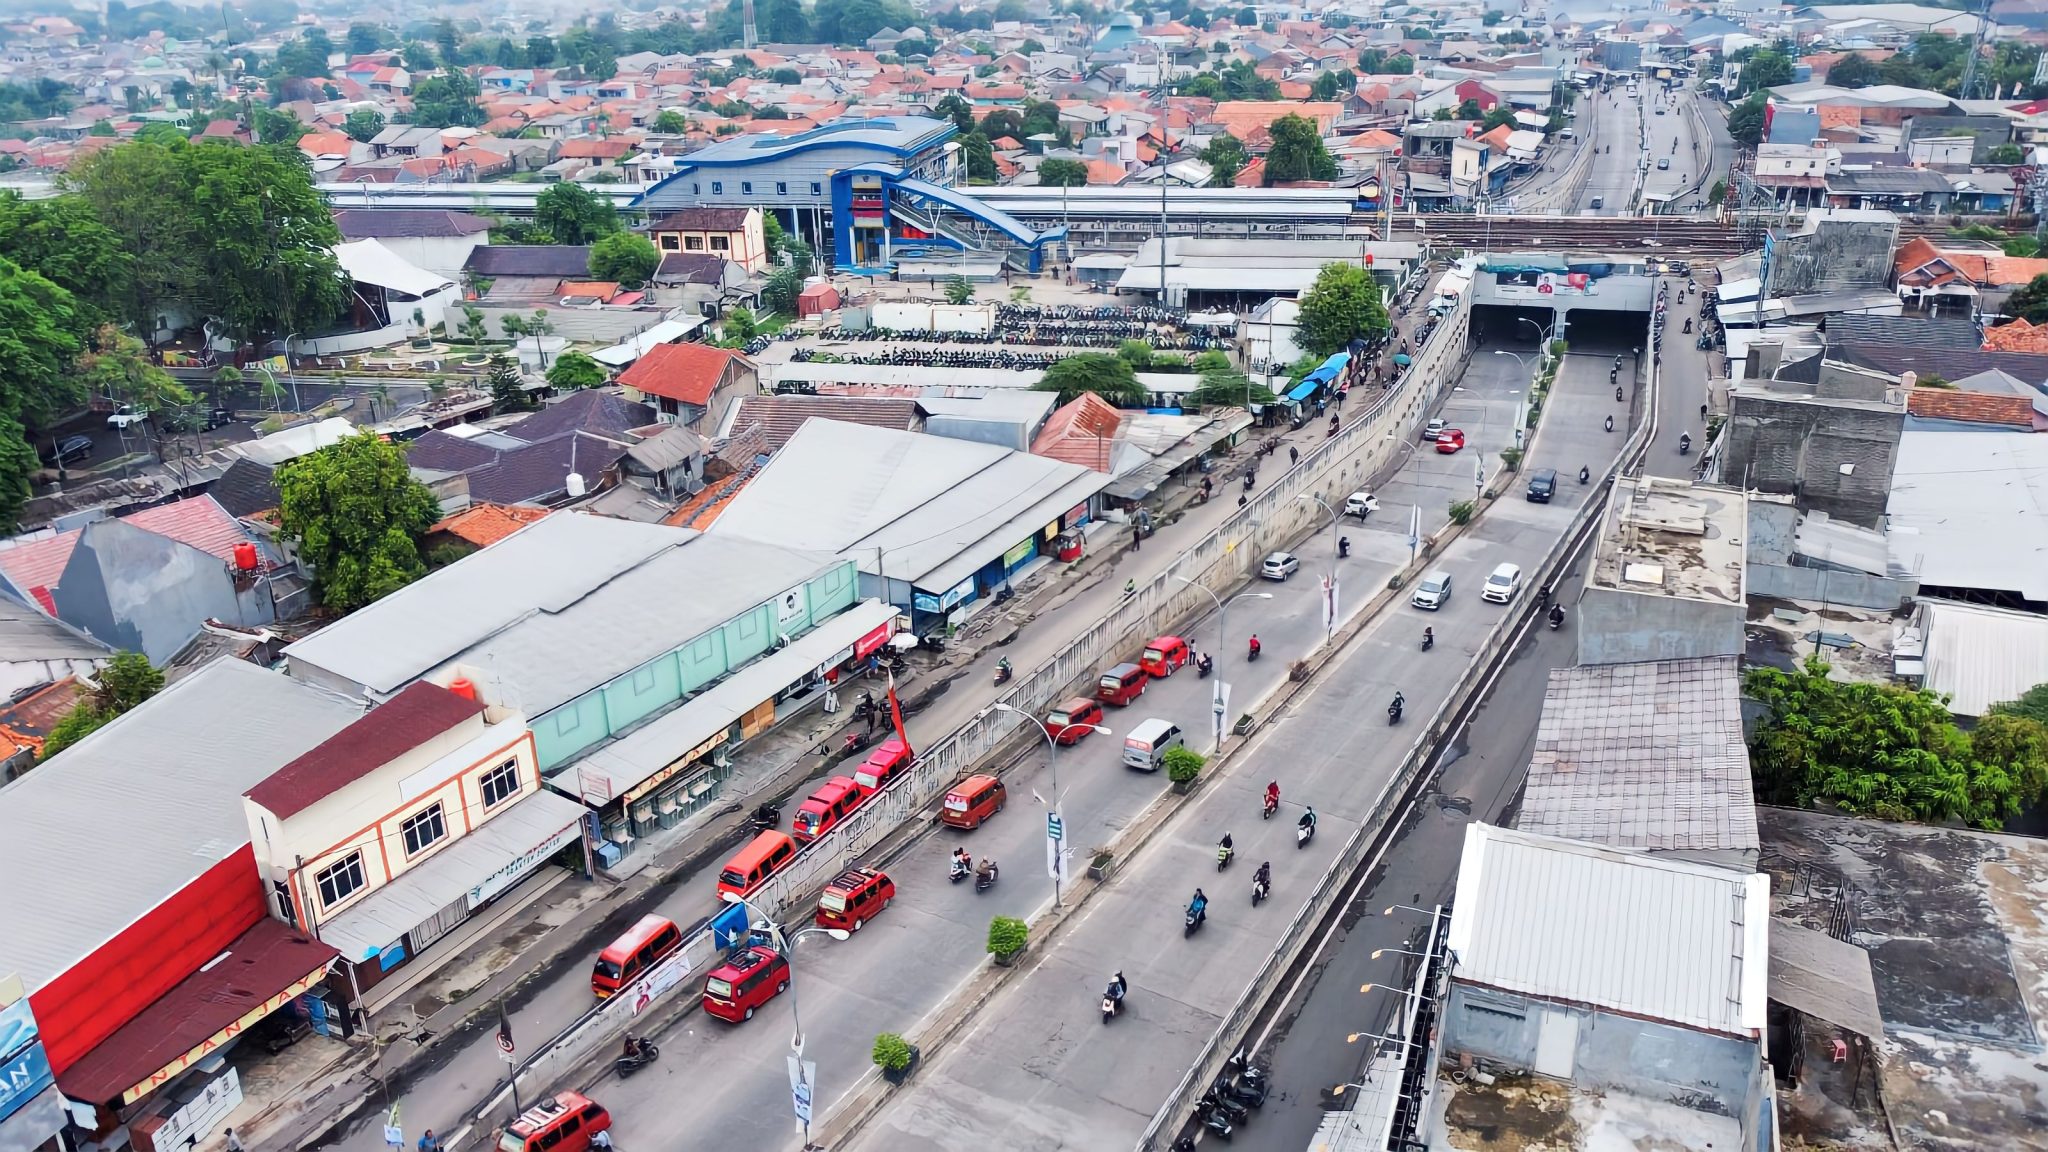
[452,287,1477,1145]
[1134,309,1664,1150]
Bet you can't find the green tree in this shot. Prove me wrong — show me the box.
[272,28,333,78]
[1744,657,2048,829]
[1740,49,1793,95]
[1991,682,2048,726]
[546,349,608,390]
[1187,367,1275,407]
[1987,143,2024,165]
[486,352,531,411]
[945,275,975,305]
[935,93,976,134]
[1455,97,1484,120]
[1296,262,1389,357]
[1201,133,1247,185]
[1038,157,1089,187]
[38,651,166,761]
[347,23,390,55]
[401,40,437,72]
[2002,273,2048,323]
[652,109,689,133]
[959,132,998,182]
[1032,353,1146,406]
[409,67,486,128]
[434,18,462,68]
[762,265,804,314]
[1309,68,1353,101]
[725,306,758,342]
[1708,179,1727,205]
[1234,5,1255,23]
[0,258,86,527]
[535,182,621,245]
[1727,93,1768,149]
[1481,106,1517,132]
[588,232,660,285]
[1116,339,1155,370]
[276,432,441,614]
[459,304,490,345]
[1827,52,1881,88]
[0,190,132,327]
[75,326,192,415]
[344,107,386,142]
[1264,113,1338,184]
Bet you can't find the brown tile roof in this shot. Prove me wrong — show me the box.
[245,681,484,820]
[1982,317,2048,353]
[649,207,752,232]
[617,342,745,406]
[0,676,87,753]
[429,503,553,547]
[1031,392,1123,472]
[728,394,921,450]
[1906,387,2038,427]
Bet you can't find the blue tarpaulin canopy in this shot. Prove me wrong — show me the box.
[1289,351,1352,402]
[1285,377,1320,402]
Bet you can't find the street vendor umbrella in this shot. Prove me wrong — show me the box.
[1393,353,1412,367]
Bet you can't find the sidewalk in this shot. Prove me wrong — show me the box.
[236,286,1456,1152]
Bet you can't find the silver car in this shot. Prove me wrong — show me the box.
[1411,570,1453,610]
[1261,552,1300,581]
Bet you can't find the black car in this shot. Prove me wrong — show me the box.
[1525,467,1557,503]
[42,435,92,467]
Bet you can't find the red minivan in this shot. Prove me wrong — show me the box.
[497,1092,610,1152]
[1044,697,1105,745]
[854,737,913,792]
[791,776,871,843]
[1097,662,1149,707]
[702,945,792,1022]
[1139,635,1191,678]
[590,915,684,999]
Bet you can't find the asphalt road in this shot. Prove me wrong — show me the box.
[1575,84,1709,217]
[840,338,1627,1152]
[1577,86,1643,216]
[1645,274,1713,481]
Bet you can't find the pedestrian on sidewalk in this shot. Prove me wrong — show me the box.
[225,1129,245,1152]
[1131,527,1141,553]
[419,1130,443,1152]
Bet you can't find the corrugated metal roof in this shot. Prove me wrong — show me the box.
[1888,430,2048,603]
[247,682,485,819]
[0,659,360,993]
[1917,600,2048,717]
[282,512,842,712]
[706,420,1112,589]
[1518,657,1758,854]
[1446,824,1770,1037]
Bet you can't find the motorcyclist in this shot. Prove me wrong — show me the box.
[1539,583,1552,606]
[1579,464,1591,483]
[1248,634,1262,659]
[996,656,1012,677]
[1683,317,1692,332]
[1108,971,1128,1001]
[977,856,999,882]
[1422,626,1434,649]
[1189,888,1209,923]
[1604,413,1614,433]
[1549,603,1566,626]
[1124,578,1136,597]
[1254,860,1272,890]
[1265,780,1280,812]
[1338,536,1351,559]
[1390,690,1405,715]
[1679,432,1692,453]
[952,846,972,875]
[1298,806,1318,834]
[623,1034,644,1061]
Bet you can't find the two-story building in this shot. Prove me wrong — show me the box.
[648,207,768,273]
[616,342,759,431]
[244,682,587,1006]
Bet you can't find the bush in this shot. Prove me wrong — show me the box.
[1162,745,1206,784]
[1499,447,1523,472]
[1448,500,1476,525]
[872,1032,913,1072]
[987,915,1028,957]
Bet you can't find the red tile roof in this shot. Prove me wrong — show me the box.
[245,681,484,820]
[1906,387,2038,427]
[1983,317,2048,353]
[0,494,255,602]
[616,342,745,406]
[429,503,552,547]
[1031,393,1123,472]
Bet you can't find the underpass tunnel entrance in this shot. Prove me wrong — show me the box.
[1471,304,1653,354]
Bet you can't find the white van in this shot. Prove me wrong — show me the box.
[1122,718,1185,771]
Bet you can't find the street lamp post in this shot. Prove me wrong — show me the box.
[991,702,1109,908]
[1493,350,1533,451]
[1171,576,1272,750]
[728,900,848,1147]
[1294,493,1340,640]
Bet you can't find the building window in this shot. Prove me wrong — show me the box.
[480,759,521,809]
[402,803,448,857]
[710,235,730,251]
[812,181,822,195]
[692,183,700,194]
[711,181,723,195]
[777,181,788,195]
[685,235,706,251]
[316,852,366,908]
[741,181,753,195]
[660,235,680,251]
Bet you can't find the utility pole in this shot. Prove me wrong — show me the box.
[743,0,759,49]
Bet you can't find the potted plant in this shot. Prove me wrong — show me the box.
[1233,712,1257,737]
[1087,847,1115,881]
[987,915,1028,966]
[410,307,432,351]
[873,1032,919,1085]
[1163,746,1206,793]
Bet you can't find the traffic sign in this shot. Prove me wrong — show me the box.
[1046,813,1064,842]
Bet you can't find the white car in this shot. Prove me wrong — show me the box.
[1411,570,1453,610]
[1261,552,1301,581]
[1482,562,1523,604]
[106,405,147,430]
[1344,490,1380,519]
[1422,418,1447,441]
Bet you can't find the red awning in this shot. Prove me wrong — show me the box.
[56,918,338,1105]
[853,621,895,661]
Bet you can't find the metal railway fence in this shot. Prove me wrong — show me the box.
[457,286,1474,1144]
[1134,305,1663,1150]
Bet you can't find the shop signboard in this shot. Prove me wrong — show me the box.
[467,819,583,909]
[0,997,52,1125]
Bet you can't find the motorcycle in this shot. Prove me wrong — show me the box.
[975,865,1000,893]
[993,662,1012,686]
[1102,977,1126,1024]
[1222,1048,1269,1108]
[950,857,972,884]
[1184,903,1206,938]
[1388,699,1403,725]
[1579,465,1591,485]
[1683,317,1693,333]
[748,802,781,834]
[1204,1087,1251,1127]
[1217,843,1234,872]
[842,730,871,756]
[1196,1099,1234,1142]
[1679,435,1692,455]
[1197,653,1214,679]
[614,1039,660,1078]
[1262,793,1278,820]
[1247,641,1262,663]
[1296,821,1315,849]
[1252,874,1269,906]
[993,584,1014,605]
[1420,631,1433,652]
[1548,607,1565,631]
[1615,384,1624,402]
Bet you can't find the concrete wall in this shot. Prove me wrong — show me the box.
[1718,388,1902,529]
[1576,585,1745,666]
[1443,983,1762,1115]
[51,524,248,666]
[1745,498,1916,610]
[1768,218,1897,295]
[475,305,675,344]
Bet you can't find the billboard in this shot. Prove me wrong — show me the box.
[0,997,53,1126]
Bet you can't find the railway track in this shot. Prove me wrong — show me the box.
[1380,214,1759,257]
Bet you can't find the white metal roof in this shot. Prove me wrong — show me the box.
[0,659,361,992]
[1447,823,1770,1037]
[707,421,1112,590]
[283,512,842,712]
[1916,600,2048,718]
[591,317,710,367]
[1888,430,2048,605]
[764,362,1198,395]
[332,238,455,299]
